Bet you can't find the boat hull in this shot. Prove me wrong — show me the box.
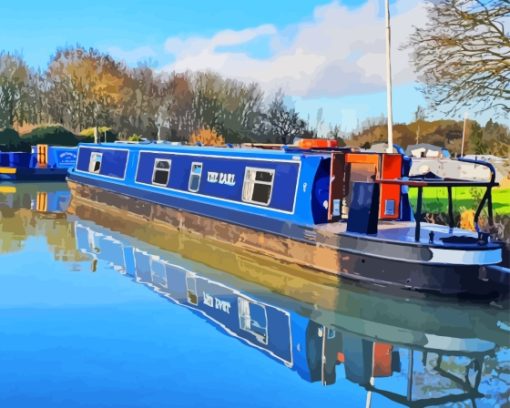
[67,179,506,297]
[0,167,69,181]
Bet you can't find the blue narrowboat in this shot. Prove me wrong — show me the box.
[73,219,506,405]
[67,141,508,296]
[0,144,77,181]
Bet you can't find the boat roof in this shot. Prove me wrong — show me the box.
[81,141,335,160]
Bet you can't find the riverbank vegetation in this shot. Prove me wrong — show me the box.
[0,0,507,150]
[0,48,313,145]
[0,45,508,153]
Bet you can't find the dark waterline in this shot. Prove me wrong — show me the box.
[0,183,509,408]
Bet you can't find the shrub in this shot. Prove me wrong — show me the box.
[0,128,31,152]
[79,127,117,143]
[189,129,225,146]
[0,128,21,146]
[23,125,78,146]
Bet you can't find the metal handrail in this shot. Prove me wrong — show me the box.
[456,157,497,231]
[376,159,499,241]
[456,157,496,184]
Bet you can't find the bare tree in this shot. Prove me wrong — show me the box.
[414,105,427,122]
[264,91,306,144]
[407,0,510,116]
[0,52,30,128]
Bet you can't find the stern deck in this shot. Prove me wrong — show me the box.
[316,221,485,248]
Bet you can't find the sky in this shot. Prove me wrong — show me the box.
[0,0,506,132]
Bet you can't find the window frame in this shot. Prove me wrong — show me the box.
[185,272,198,306]
[88,152,103,174]
[241,166,275,206]
[151,158,172,187]
[238,297,268,345]
[188,162,203,192]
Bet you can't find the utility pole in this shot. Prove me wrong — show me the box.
[385,0,394,153]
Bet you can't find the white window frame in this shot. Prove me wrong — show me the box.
[88,152,103,174]
[185,272,198,306]
[241,167,275,206]
[151,158,172,186]
[238,297,268,345]
[188,162,203,192]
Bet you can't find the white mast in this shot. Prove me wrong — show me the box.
[461,112,468,156]
[385,0,394,153]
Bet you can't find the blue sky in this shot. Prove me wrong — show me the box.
[0,0,504,132]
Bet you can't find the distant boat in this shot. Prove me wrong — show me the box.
[67,140,508,296]
[0,144,77,181]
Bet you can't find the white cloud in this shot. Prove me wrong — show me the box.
[164,24,277,55]
[108,45,157,65]
[160,0,427,98]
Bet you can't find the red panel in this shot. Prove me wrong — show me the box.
[379,154,402,220]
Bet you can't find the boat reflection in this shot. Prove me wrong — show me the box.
[0,183,82,261]
[72,212,509,407]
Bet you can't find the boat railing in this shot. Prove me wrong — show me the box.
[376,158,499,242]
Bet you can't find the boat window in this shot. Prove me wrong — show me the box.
[186,272,198,305]
[152,159,171,186]
[188,162,203,192]
[150,257,168,288]
[238,297,268,345]
[88,152,102,174]
[242,167,275,206]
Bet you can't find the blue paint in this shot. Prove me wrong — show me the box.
[346,182,380,235]
[311,157,330,224]
[0,146,77,181]
[48,146,77,168]
[8,152,32,168]
[135,151,299,212]
[77,146,129,179]
[71,143,324,226]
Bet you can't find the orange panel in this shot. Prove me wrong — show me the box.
[345,153,379,167]
[373,343,393,377]
[296,139,338,149]
[37,144,48,168]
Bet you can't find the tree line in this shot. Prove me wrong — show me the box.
[0,47,312,144]
[0,0,508,147]
[350,116,509,156]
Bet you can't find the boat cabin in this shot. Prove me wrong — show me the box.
[72,141,409,227]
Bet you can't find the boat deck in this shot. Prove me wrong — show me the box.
[316,221,481,247]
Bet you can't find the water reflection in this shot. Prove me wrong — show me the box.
[72,217,510,407]
[0,183,84,261]
[0,183,509,407]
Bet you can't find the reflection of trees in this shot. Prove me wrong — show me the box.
[0,207,83,261]
[361,347,509,407]
[0,207,27,254]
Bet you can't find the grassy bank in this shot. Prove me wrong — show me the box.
[408,187,510,215]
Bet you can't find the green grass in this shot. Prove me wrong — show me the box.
[408,187,510,215]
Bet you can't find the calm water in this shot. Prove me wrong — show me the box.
[0,183,509,408]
